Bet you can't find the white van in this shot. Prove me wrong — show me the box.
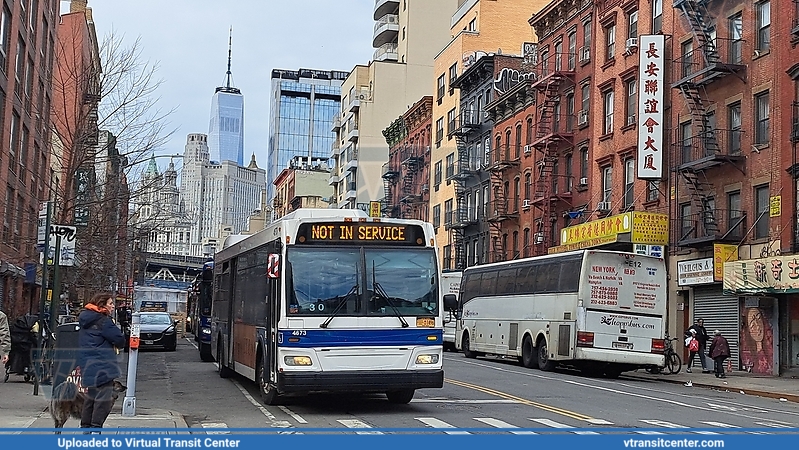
[441,271,462,351]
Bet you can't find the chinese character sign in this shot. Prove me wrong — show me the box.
[637,35,665,179]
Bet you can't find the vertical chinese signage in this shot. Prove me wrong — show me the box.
[637,35,665,179]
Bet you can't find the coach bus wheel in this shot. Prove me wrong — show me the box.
[386,389,415,404]
[462,333,477,359]
[257,362,280,405]
[200,342,214,362]
[521,335,539,369]
[537,338,556,372]
[217,344,233,378]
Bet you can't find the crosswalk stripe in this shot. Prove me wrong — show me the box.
[700,421,768,435]
[755,422,792,428]
[201,423,230,435]
[635,431,665,435]
[640,420,687,428]
[586,418,614,425]
[416,417,471,435]
[337,419,384,435]
[529,418,599,435]
[473,418,537,435]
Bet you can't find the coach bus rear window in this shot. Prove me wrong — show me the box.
[286,247,438,317]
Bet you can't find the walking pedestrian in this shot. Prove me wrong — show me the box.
[708,330,731,378]
[686,318,710,373]
[0,309,10,366]
[685,330,701,372]
[78,293,126,433]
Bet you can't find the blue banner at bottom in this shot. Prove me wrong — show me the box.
[0,433,797,450]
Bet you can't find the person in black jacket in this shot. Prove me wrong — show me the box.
[686,318,710,373]
[78,293,126,432]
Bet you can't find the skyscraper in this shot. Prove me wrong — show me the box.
[208,30,245,165]
[267,69,348,202]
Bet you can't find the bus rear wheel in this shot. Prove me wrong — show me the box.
[386,389,415,404]
[521,335,539,369]
[537,338,557,372]
[200,342,214,362]
[462,333,477,359]
[257,361,280,405]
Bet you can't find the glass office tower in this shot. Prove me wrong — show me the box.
[208,88,245,164]
[267,69,347,200]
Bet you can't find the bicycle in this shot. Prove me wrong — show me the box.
[645,335,682,374]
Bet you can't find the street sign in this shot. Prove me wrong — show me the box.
[37,202,49,248]
[369,201,381,218]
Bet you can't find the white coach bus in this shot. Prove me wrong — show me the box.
[444,250,667,377]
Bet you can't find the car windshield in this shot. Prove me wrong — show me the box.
[286,247,438,317]
[140,314,172,325]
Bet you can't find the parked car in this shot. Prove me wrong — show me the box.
[138,312,178,351]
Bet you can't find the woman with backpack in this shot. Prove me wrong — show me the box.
[685,329,701,373]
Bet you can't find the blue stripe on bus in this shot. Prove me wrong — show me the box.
[277,329,443,348]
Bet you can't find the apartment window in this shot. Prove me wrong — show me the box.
[580,147,589,180]
[14,38,24,98]
[445,153,455,179]
[680,203,692,238]
[444,199,453,225]
[647,180,659,202]
[625,80,636,126]
[512,231,519,259]
[8,112,18,175]
[680,121,693,164]
[0,7,9,72]
[447,108,456,135]
[553,101,562,133]
[602,166,612,202]
[434,161,442,186]
[729,13,743,63]
[514,178,520,211]
[555,40,563,71]
[754,184,770,239]
[540,50,549,77]
[728,190,742,235]
[628,10,638,39]
[526,118,533,144]
[524,173,531,199]
[652,0,663,33]
[551,159,560,194]
[523,229,530,257]
[484,136,491,166]
[515,124,522,158]
[566,93,575,131]
[728,102,742,154]
[435,117,444,144]
[755,91,769,145]
[565,154,573,192]
[624,159,634,208]
[581,83,590,114]
[448,63,457,92]
[465,192,472,221]
[437,74,445,100]
[504,130,512,160]
[756,1,770,52]
[433,204,441,228]
[468,18,476,32]
[583,20,591,48]
[603,90,614,134]
[679,40,693,80]
[443,245,452,270]
[568,30,577,70]
[483,185,490,217]
[605,24,616,60]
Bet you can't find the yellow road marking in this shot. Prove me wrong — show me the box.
[445,378,595,422]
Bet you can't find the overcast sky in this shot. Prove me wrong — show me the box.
[71,0,374,172]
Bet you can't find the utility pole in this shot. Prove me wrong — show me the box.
[49,235,62,334]
[33,201,52,396]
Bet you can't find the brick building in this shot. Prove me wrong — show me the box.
[381,96,432,222]
[0,0,58,317]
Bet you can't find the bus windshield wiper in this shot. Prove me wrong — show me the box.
[320,284,358,329]
[372,261,409,328]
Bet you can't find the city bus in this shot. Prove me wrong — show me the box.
[446,250,666,378]
[210,209,444,405]
[190,261,214,361]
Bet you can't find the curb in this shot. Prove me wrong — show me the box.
[623,374,799,404]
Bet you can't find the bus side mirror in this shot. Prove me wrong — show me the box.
[443,294,458,312]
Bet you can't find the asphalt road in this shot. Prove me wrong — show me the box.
[128,338,799,434]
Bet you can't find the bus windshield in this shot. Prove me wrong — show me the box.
[286,247,438,317]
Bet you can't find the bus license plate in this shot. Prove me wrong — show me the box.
[416,318,435,328]
[144,340,154,345]
[612,341,633,350]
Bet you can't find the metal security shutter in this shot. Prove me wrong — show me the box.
[693,286,740,368]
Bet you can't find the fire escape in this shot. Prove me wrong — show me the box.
[672,0,747,248]
[400,145,425,218]
[485,137,519,262]
[447,110,480,268]
[381,160,401,218]
[529,52,575,255]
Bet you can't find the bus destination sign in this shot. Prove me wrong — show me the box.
[296,222,426,245]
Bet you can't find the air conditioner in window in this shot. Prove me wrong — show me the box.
[625,38,638,51]
[534,232,545,244]
[524,144,532,155]
[579,177,588,186]
[626,114,636,126]
[578,110,589,126]
[522,199,531,208]
[579,46,590,63]
[421,183,429,192]
[597,201,611,211]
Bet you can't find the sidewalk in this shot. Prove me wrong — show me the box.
[624,368,799,403]
[0,380,188,433]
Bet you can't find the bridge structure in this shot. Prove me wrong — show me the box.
[134,252,209,291]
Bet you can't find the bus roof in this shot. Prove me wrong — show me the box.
[462,249,663,273]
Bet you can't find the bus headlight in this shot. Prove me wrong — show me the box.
[415,354,439,364]
[201,327,211,334]
[284,356,313,366]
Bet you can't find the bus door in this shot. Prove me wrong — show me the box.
[224,259,236,368]
[266,248,282,385]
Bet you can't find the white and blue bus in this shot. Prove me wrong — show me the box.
[211,209,444,405]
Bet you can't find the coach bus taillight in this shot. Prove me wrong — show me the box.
[650,338,665,353]
[576,331,594,347]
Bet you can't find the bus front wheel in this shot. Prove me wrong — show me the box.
[257,361,281,405]
[217,342,233,378]
[200,342,214,362]
[537,338,556,372]
[386,389,415,404]
[521,335,539,369]
[462,333,477,359]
